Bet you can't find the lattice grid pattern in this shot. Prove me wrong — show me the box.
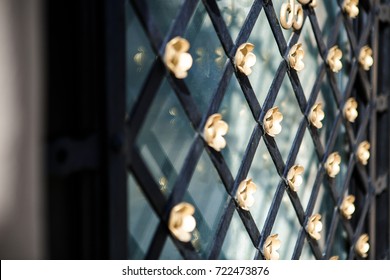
[127,0,379,259]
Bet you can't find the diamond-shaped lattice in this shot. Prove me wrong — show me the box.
[184,151,229,258]
[247,9,282,107]
[126,1,156,113]
[127,0,381,260]
[185,2,228,115]
[128,173,160,259]
[136,80,195,197]
[217,0,255,42]
[219,76,257,178]
[219,210,257,260]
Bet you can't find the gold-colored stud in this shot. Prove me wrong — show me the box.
[164,37,193,79]
[264,234,281,260]
[306,213,323,240]
[329,256,339,260]
[234,43,256,76]
[325,152,341,178]
[236,179,257,211]
[340,195,356,219]
[287,165,304,192]
[264,107,283,137]
[288,43,305,71]
[357,141,370,165]
[343,97,358,123]
[355,234,370,258]
[203,113,229,152]
[168,202,196,242]
[342,0,359,19]
[359,46,373,71]
[309,103,325,129]
[327,46,343,73]
[297,0,317,8]
[280,0,304,30]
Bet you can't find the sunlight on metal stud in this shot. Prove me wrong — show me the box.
[287,164,304,192]
[164,36,193,79]
[355,234,370,258]
[280,0,303,30]
[306,214,323,240]
[342,0,359,19]
[236,179,257,211]
[327,46,343,73]
[309,103,325,129]
[263,234,281,260]
[357,141,370,165]
[263,107,283,137]
[359,46,374,71]
[343,97,358,123]
[340,195,356,219]
[168,202,196,242]
[288,43,305,71]
[203,113,229,152]
[234,43,256,76]
[325,152,341,178]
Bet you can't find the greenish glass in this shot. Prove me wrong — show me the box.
[184,151,229,258]
[216,0,254,42]
[126,1,156,114]
[248,11,283,106]
[184,3,228,114]
[136,80,195,198]
[219,76,257,178]
[219,210,257,260]
[128,174,159,259]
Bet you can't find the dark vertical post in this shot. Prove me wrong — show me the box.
[104,0,127,259]
[376,0,390,259]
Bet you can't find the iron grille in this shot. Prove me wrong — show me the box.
[126,0,389,260]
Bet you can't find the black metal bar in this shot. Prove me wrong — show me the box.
[202,0,234,56]
[263,0,287,56]
[105,0,127,259]
[208,199,236,259]
[124,0,387,261]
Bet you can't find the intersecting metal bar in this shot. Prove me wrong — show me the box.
[201,62,234,128]
[208,199,236,259]
[348,192,371,259]
[230,125,262,191]
[126,0,385,261]
[263,0,288,56]
[201,0,234,56]
[127,60,166,149]
[234,0,264,47]
[131,149,201,259]
[308,9,328,59]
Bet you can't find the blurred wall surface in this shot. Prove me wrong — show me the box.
[0,0,43,259]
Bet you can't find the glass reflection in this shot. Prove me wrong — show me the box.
[185,152,229,258]
[220,210,257,259]
[184,3,228,114]
[126,1,156,113]
[136,80,195,197]
[128,174,159,259]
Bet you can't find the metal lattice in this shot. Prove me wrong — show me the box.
[127,0,385,260]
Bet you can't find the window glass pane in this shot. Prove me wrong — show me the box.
[127,174,159,259]
[136,80,195,197]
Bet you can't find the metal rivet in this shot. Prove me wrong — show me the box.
[203,113,229,152]
[235,43,256,76]
[168,202,196,242]
[236,179,257,211]
[164,37,193,79]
